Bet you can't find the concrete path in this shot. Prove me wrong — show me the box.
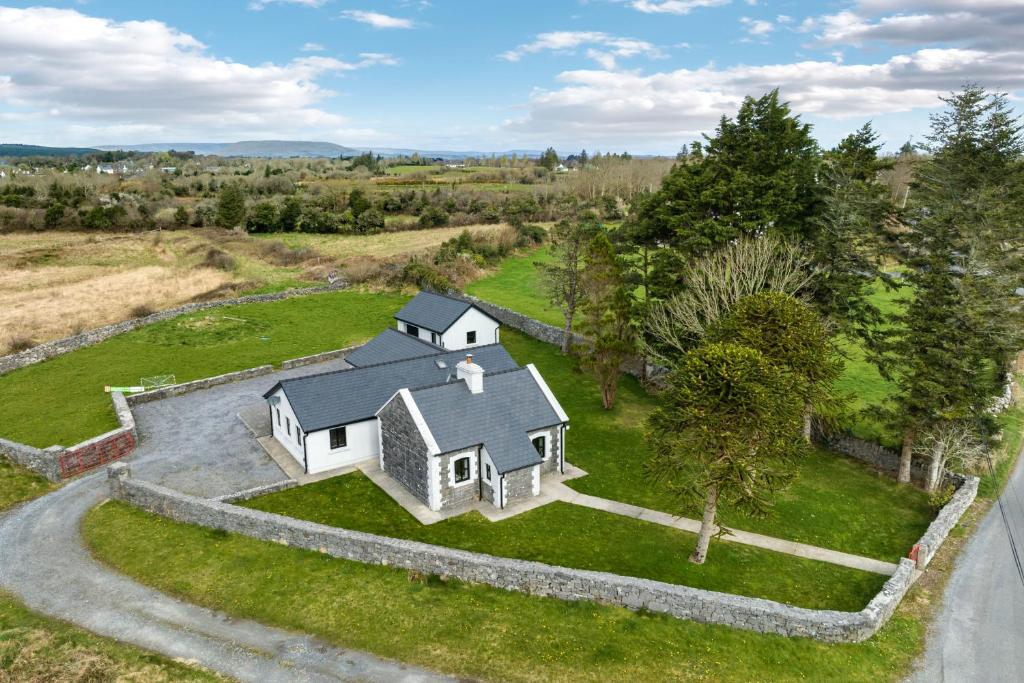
[551,483,901,575]
[909,444,1024,682]
[0,472,451,683]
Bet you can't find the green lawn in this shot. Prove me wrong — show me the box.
[83,501,926,683]
[499,330,934,562]
[242,472,883,611]
[0,289,407,448]
[465,245,564,327]
[0,459,55,511]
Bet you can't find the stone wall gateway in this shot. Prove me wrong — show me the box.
[108,462,916,643]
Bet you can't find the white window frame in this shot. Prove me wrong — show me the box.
[448,452,476,487]
[529,430,551,461]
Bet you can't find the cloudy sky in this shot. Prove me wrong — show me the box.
[0,1,1022,153]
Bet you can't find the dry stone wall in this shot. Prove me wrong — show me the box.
[107,462,923,643]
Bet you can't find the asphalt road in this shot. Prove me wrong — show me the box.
[911,446,1024,682]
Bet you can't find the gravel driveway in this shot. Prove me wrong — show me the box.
[0,357,452,682]
[129,358,350,498]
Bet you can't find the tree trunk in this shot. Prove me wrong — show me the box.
[803,407,813,444]
[690,484,719,565]
[898,427,916,484]
[926,441,944,493]
[561,312,573,354]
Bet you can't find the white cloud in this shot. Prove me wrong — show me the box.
[630,0,731,14]
[249,0,329,10]
[500,31,664,69]
[806,1,1024,50]
[503,46,1024,143]
[740,17,775,36]
[0,7,394,143]
[301,42,325,52]
[340,10,415,29]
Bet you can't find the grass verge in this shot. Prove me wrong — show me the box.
[0,591,218,682]
[83,500,926,683]
[0,459,55,511]
[241,472,884,611]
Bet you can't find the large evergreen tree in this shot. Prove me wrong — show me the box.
[881,85,1024,482]
[635,90,821,296]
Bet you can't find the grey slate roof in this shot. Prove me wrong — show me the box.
[393,291,492,333]
[264,344,517,433]
[409,366,564,474]
[345,328,441,367]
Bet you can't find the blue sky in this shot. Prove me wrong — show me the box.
[1,1,1022,153]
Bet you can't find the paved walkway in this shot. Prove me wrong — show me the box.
[549,482,901,575]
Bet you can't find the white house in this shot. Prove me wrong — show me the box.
[262,291,569,511]
[393,291,500,350]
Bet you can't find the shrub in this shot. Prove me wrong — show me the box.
[200,248,237,271]
[6,335,36,353]
[260,241,316,266]
[400,260,453,291]
[129,304,156,319]
[418,206,449,228]
[245,201,279,233]
[355,208,385,235]
[517,223,547,245]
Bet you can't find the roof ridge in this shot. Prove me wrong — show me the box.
[278,341,510,386]
[408,364,528,394]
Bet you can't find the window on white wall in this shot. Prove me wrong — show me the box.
[485,464,491,482]
[466,330,476,344]
[286,416,291,437]
[453,457,471,483]
[297,431,303,446]
[276,407,281,426]
[405,323,420,337]
[532,435,547,459]
[330,427,347,449]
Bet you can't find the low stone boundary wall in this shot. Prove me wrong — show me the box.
[126,365,275,407]
[280,345,356,370]
[915,474,978,568]
[0,438,63,482]
[1,391,136,482]
[444,291,657,380]
[0,283,348,377]
[213,480,299,503]
[819,428,978,569]
[107,462,921,643]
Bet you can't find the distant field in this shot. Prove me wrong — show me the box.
[0,226,510,352]
[259,223,507,260]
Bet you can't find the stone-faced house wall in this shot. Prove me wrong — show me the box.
[438,449,480,510]
[532,425,561,475]
[505,465,536,503]
[378,395,431,506]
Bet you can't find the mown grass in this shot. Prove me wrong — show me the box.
[465,245,564,326]
[0,289,406,447]
[0,459,55,512]
[242,472,884,611]
[0,590,216,682]
[83,501,927,683]
[500,330,934,562]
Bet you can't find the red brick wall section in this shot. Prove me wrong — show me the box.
[59,430,136,478]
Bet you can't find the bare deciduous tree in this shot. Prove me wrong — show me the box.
[642,235,814,368]
[913,421,988,492]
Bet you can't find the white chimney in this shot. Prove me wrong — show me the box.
[456,354,484,394]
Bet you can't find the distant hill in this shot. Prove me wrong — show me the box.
[96,140,545,159]
[0,143,100,157]
[98,140,358,158]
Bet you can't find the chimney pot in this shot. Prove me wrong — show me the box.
[466,354,473,365]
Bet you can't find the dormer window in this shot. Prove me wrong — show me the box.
[405,323,420,337]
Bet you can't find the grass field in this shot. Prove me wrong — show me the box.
[258,222,507,259]
[83,500,926,683]
[465,245,563,326]
[0,289,406,447]
[242,472,884,611]
[0,459,55,511]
